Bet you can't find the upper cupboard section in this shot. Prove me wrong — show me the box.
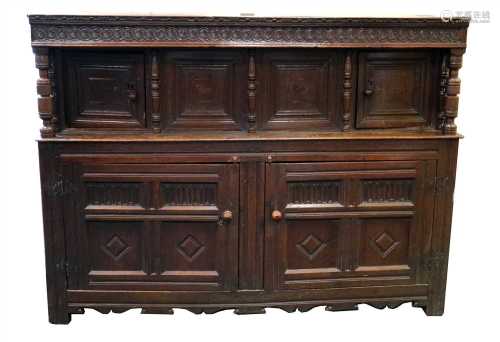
[59,48,441,133]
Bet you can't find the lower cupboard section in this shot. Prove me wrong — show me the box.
[62,159,434,291]
[41,143,457,323]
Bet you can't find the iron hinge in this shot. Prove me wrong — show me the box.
[433,176,449,194]
[64,261,70,280]
[55,260,70,279]
[59,261,78,281]
[45,175,76,197]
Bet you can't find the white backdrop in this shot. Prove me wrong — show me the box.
[2,0,499,341]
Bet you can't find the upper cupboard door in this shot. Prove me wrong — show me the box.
[64,51,146,129]
[356,51,435,129]
[161,49,247,131]
[256,50,342,130]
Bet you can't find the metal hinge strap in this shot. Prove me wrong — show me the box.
[45,175,76,197]
[434,176,449,194]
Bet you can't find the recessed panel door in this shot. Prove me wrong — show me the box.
[64,51,146,129]
[266,160,436,290]
[356,51,434,129]
[63,160,238,291]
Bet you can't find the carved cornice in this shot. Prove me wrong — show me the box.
[29,15,469,48]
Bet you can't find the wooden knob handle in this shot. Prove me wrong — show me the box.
[271,210,283,222]
[222,210,233,222]
[128,90,137,101]
[364,80,374,96]
[128,83,137,101]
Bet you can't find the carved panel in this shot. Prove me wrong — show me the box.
[288,181,341,205]
[29,16,469,48]
[87,221,145,272]
[161,50,246,131]
[285,219,340,276]
[85,182,142,207]
[358,218,411,267]
[257,50,340,130]
[177,234,206,262]
[64,51,145,129]
[160,183,217,207]
[296,233,329,262]
[158,221,227,288]
[361,179,415,204]
[356,51,432,129]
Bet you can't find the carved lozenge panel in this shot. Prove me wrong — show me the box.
[358,218,410,267]
[87,221,145,272]
[286,219,340,271]
[158,221,222,287]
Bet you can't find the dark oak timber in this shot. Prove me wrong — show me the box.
[29,14,468,323]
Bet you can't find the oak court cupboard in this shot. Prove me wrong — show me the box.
[28,14,469,323]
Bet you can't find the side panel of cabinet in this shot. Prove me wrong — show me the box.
[62,161,238,291]
[63,51,146,129]
[265,160,435,290]
[256,49,342,130]
[160,49,248,131]
[356,51,438,129]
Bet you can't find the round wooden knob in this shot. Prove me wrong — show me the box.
[364,89,373,96]
[272,210,283,222]
[222,210,233,222]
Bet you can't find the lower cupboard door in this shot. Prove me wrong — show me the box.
[265,160,436,290]
[62,161,239,291]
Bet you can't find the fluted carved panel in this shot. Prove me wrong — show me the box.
[86,182,141,206]
[161,183,217,206]
[288,181,341,204]
[361,179,415,203]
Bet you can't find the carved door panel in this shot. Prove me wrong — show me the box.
[256,49,342,130]
[160,49,248,131]
[63,161,238,291]
[356,51,434,129]
[266,160,436,290]
[64,51,145,129]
